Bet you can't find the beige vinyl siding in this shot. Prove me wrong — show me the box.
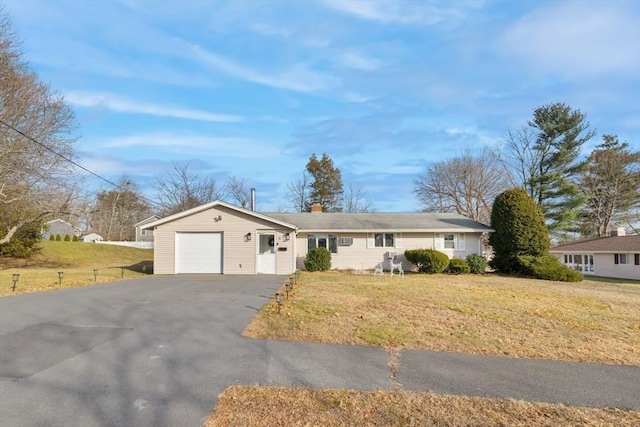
[152,205,295,274]
[295,232,484,272]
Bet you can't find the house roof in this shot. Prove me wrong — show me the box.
[140,200,298,230]
[265,212,493,233]
[550,235,640,253]
[134,215,161,227]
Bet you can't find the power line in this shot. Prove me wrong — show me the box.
[0,117,161,208]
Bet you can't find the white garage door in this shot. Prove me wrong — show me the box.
[175,232,222,273]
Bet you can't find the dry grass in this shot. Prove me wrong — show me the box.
[205,385,640,427]
[244,272,640,365]
[0,241,153,296]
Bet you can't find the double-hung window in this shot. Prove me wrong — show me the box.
[444,234,455,249]
[614,254,629,265]
[374,233,394,248]
[308,234,337,253]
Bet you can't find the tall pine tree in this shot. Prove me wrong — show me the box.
[305,153,343,212]
[528,103,595,240]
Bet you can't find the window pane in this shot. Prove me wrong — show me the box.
[328,235,338,253]
[308,235,316,250]
[385,233,394,247]
[374,233,384,247]
[318,236,327,249]
[444,234,455,249]
[620,254,627,264]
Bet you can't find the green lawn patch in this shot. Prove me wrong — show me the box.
[0,241,153,296]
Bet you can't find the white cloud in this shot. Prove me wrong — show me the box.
[341,51,381,71]
[319,0,482,25]
[66,92,242,122]
[499,1,640,77]
[101,133,280,158]
[188,44,336,94]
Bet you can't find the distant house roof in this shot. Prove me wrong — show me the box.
[265,212,492,233]
[550,236,640,253]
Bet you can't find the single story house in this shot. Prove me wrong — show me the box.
[81,233,103,243]
[142,200,492,275]
[135,215,160,244]
[550,228,640,280]
[42,219,81,240]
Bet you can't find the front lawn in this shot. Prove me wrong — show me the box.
[244,272,640,365]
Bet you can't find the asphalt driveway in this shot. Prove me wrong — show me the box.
[1,275,638,427]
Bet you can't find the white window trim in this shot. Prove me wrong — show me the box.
[308,234,338,253]
[435,233,465,251]
[367,233,402,249]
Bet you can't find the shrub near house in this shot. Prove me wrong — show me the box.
[404,249,449,273]
[305,247,331,271]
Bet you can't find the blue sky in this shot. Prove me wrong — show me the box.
[5,0,640,212]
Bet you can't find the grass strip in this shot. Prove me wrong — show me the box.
[205,386,640,427]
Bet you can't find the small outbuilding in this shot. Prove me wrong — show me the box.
[81,233,104,243]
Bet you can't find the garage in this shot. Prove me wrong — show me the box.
[142,201,297,275]
[175,232,222,273]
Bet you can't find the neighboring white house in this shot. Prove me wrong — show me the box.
[550,228,640,281]
[141,200,492,275]
[81,233,103,243]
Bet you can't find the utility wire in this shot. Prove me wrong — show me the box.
[0,117,161,208]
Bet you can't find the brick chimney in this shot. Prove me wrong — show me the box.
[610,227,626,237]
[310,203,323,213]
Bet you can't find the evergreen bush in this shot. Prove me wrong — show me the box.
[72,235,79,242]
[517,255,583,282]
[49,235,55,241]
[447,258,470,274]
[0,222,43,258]
[489,188,550,273]
[466,254,488,274]
[304,247,331,271]
[55,234,61,241]
[404,249,449,274]
[64,234,71,241]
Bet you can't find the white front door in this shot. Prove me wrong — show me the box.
[257,233,276,274]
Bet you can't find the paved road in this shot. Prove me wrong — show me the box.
[1,276,638,426]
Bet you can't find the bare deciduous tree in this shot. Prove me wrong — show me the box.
[413,148,509,224]
[89,177,151,240]
[225,176,252,209]
[0,8,79,246]
[343,182,376,213]
[155,162,225,216]
[499,126,538,193]
[284,172,310,213]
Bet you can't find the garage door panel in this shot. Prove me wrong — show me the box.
[176,232,222,273]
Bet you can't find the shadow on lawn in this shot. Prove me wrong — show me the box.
[124,260,154,275]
